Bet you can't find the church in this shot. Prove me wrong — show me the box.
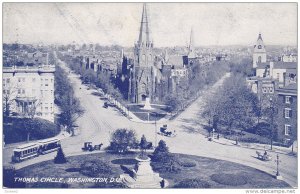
[125,4,195,104]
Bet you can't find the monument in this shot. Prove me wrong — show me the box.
[142,97,154,110]
[120,155,168,188]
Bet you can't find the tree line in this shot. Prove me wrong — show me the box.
[54,61,84,136]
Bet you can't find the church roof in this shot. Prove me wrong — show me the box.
[138,4,151,46]
[256,62,297,69]
[253,33,266,53]
[167,55,184,67]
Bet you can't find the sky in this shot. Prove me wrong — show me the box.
[3,3,298,47]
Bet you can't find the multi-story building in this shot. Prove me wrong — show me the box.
[3,64,55,122]
[276,83,297,144]
[247,33,298,144]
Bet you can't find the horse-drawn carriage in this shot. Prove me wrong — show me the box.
[256,151,272,161]
[157,125,176,137]
[82,142,103,152]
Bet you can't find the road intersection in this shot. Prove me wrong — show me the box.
[3,58,297,188]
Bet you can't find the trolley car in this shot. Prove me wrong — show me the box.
[11,138,61,163]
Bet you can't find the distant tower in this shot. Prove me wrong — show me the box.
[130,3,155,103]
[253,33,267,68]
[188,28,196,59]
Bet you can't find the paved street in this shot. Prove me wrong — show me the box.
[3,57,297,188]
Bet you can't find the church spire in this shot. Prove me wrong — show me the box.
[188,27,195,58]
[138,3,152,47]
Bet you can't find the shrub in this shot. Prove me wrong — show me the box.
[152,140,170,162]
[80,160,112,177]
[173,178,210,188]
[54,147,67,164]
[4,117,59,144]
[211,173,247,186]
[108,129,137,153]
[179,160,196,168]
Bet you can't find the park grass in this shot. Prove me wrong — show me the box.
[16,152,290,188]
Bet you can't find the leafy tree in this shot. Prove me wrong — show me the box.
[83,69,97,84]
[109,128,137,153]
[55,65,84,136]
[203,74,259,143]
[263,96,279,150]
[152,140,171,162]
[163,95,180,113]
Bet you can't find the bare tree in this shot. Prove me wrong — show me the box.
[2,83,17,117]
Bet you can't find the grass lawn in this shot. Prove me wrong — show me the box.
[14,152,290,188]
[128,104,167,121]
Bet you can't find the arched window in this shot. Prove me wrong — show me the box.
[142,54,146,61]
[258,56,262,63]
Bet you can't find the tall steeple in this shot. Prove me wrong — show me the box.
[253,33,267,68]
[131,3,155,103]
[188,27,196,59]
[138,3,152,46]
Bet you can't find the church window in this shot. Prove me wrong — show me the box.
[258,56,262,63]
[258,45,262,49]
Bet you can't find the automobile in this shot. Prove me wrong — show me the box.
[81,142,103,152]
[100,97,108,100]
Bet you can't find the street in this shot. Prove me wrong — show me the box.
[3,57,297,188]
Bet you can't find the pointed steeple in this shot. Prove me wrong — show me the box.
[254,32,266,53]
[188,27,196,58]
[138,3,152,47]
[257,33,263,41]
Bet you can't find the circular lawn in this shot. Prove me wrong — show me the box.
[12,152,290,188]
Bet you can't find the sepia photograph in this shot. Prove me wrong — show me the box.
[1,1,298,192]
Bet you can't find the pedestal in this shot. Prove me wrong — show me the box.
[120,156,168,188]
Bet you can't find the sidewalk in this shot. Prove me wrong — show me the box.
[211,137,297,156]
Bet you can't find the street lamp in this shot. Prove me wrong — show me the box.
[152,112,158,148]
[275,154,282,180]
[269,98,274,150]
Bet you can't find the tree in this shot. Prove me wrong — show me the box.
[152,140,171,162]
[59,90,84,136]
[163,95,180,113]
[55,65,84,136]
[109,128,137,153]
[263,96,279,150]
[3,83,17,117]
[54,147,67,164]
[203,74,259,143]
[83,69,97,85]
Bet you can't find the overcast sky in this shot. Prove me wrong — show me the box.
[3,3,297,47]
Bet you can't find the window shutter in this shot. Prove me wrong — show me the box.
[283,110,285,118]
[290,110,292,118]
[290,97,293,104]
[283,96,285,103]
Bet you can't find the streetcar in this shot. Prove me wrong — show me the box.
[11,143,40,163]
[11,138,61,163]
[37,138,61,154]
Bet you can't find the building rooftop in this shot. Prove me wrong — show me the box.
[256,61,297,69]
[167,55,184,67]
[276,83,297,95]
